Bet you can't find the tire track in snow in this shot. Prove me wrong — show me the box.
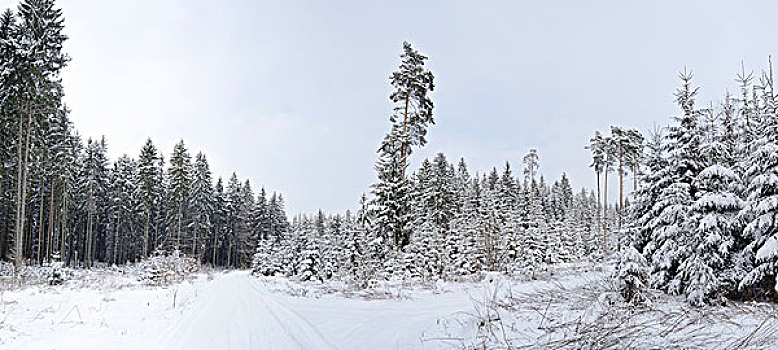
[247,278,338,350]
[160,272,336,350]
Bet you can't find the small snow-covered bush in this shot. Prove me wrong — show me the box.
[47,261,69,285]
[139,250,198,285]
[616,246,649,304]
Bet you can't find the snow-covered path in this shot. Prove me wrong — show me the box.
[161,272,338,349]
[161,271,481,349]
[3,271,487,349]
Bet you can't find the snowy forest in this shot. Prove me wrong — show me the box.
[7,0,778,348]
[0,0,290,273]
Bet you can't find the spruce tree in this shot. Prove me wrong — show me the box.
[166,140,192,252]
[189,152,213,261]
[647,70,704,294]
[136,139,163,259]
[681,165,741,305]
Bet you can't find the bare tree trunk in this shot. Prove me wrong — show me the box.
[595,170,601,233]
[86,178,93,269]
[176,203,182,252]
[395,91,411,248]
[59,184,67,263]
[0,168,5,260]
[193,227,198,261]
[143,210,149,259]
[112,213,120,265]
[603,168,608,252]
[38,182,45,264]
[86,209,92,268]
[15,104,34,284]
[442,228,447,281]
[618,145,624,251]
[211,227,217,266]
[47,178,55,263]
[13,107,26,280]
[227,241,232,268]
[400,91,410,177]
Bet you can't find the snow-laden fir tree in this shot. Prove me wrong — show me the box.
[616,245,650,304]
[424,153,458,279]
[646,70,704,294]
[450,179,485,276]
[739,143,778,299]
[371,127,411,248]
[628,128,669,253]
[79,137,109,267]
[680,164,741,305]
[136,139,164,259]
[252,237,277,277]
[107,155,137,264]
[166,140,192,252]
[189,152,213,261]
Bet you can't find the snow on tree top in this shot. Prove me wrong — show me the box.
[698,164,737,179]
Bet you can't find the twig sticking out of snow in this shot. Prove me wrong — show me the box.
[59,305,82,325]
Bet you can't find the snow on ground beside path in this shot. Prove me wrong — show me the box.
[1,271,206,350]
[2,264,778,349]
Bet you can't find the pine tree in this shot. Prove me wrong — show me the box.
[166,140,191,253]
[210,177,227,266]
[371,41,435,249]
[296,219,321,281]
[587,131,607,246]
[8,0,69,275]
[0,9,17,262]
[427,152,457,279]
[107,155,137,264]
[523,149,539,184]
[267,193,289,239]
[371,126,410,248]
[189,152,213,261]
[79,137,109,268]
[236,180,256,267]
[451,180,485,276]
[390,41,436,176]
[136,139,163,259]
[224,173,241,267]
[252,237,275,276]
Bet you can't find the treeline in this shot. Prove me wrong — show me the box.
[254,152,602,282]
[622,63,778,305]
[0,0,288,270]
[252,42,603,282]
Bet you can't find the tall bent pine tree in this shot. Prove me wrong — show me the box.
[371,42,435,249]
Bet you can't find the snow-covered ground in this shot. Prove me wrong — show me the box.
[1,264,777,349]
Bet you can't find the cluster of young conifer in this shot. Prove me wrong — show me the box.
[623,63,778,305]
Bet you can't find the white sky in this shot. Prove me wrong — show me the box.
[2,0,776,215]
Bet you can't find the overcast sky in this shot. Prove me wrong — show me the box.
[2,0,776,215]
